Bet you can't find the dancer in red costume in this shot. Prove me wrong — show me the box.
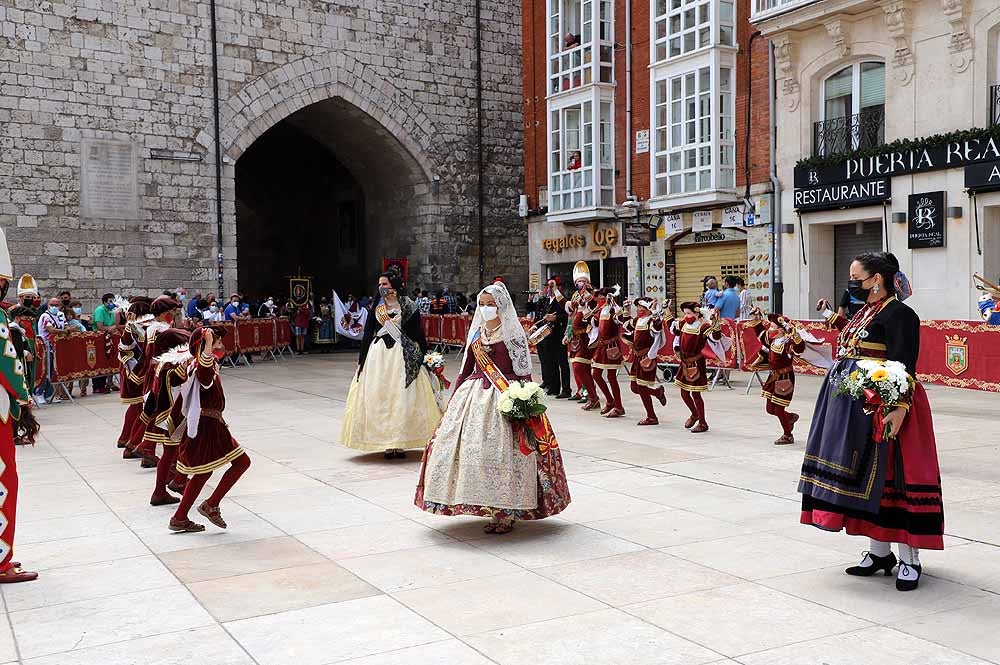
[622,298,670,426]
[118,297,153,452]
[125,296,180,467]
[169,326,251,532]
[565,262,599,410]
[0,228,40,583]
[747,310,806,445]
[670,302,722,433]
[141,329,192,506]
[589,288,626,418]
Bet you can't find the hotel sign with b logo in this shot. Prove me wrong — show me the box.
[907,191,946,249]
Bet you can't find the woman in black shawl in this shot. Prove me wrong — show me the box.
[340,268,442,458]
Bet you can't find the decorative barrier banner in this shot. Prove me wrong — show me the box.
[915,320,1000,392]
[275,317,292,348]
[423,315,442,345]
[34,337,46,389]
[440,315,472,346]
[50,329,123,383]
[235,319,276,354]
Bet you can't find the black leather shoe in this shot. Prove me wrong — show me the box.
[896,562,922,591]
[845,551,897,577]
[556,392,572,399]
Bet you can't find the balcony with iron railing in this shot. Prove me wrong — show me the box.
[992,84,1000,126]
[813,106,885,158]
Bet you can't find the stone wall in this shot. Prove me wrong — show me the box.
[0,0,526,306]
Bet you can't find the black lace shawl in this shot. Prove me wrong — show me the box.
[357,297,428,387]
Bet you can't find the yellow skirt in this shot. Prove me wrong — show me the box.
[340,341,442,452]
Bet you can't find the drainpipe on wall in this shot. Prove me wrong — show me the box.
[475,0,485,286]
[768,40,783,313]
[625,0,632,199]
[210,0,225,298]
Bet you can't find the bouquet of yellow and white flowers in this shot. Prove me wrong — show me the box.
[835,359,914,441]
[497,381,558,457]
[423,352,450,391]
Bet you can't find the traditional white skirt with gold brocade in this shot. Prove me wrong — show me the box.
[420,379,538,511]
[340,340,442,452]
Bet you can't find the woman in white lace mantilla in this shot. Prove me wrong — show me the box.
[414,282,571,534]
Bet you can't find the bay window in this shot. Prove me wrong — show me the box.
[548,0,614,95]
[652,62,735,198]
[653,0,735,63]
[548,97,614,214]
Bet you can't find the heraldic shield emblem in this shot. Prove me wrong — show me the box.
[86,340,97,369]
[946,335,968,376]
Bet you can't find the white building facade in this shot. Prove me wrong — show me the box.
[754,0,1000,320]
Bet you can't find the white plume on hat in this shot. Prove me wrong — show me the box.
[17,274,38,297]
[572,261,591,284]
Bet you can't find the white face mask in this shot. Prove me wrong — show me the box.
[266,299,274,306]
[479,305,499,321]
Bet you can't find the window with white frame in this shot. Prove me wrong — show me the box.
[817,61,885,155]
[549,100,614,212]
[652,66,734,197]
[548,0,613,94]
[652,0,734,63]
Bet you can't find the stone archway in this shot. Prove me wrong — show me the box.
[198,53,445,299]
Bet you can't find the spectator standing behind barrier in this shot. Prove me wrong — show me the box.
[37,297,67,403]
[186,291,202,318]
[701,276,723,309]
[715,276,741,320]
[736,277,753,320]
[91,293,116,394]
[292,301,311,355]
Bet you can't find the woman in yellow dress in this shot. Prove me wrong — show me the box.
[340,268,442,458]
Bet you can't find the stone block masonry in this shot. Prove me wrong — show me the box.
[0,0,526,306]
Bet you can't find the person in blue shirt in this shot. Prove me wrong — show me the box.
[714,276,741,319]
[223,294,246,322]
[186,290,202,318]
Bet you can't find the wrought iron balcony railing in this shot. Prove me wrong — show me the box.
[991,84,1000,127]
[813,106,885,158]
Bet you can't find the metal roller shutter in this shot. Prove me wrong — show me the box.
[834,221,883,295]
[673,241,748,307]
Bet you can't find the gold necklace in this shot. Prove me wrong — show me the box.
[839,296,895,357]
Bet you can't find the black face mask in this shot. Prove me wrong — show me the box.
[847,278,872,302]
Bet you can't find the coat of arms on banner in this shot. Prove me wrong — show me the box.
[946,335,968,376]
[253,326,260,346]
[86,340,97,369]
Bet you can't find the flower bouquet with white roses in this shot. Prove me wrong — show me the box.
[423,352,450,390]
[497,381,558,457]
[834,359,914,441]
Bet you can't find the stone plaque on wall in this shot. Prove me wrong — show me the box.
[81,139,138,220]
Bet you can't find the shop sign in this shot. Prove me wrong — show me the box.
[907,191,946,249]
[964,159,1000,193]
[721,206,743,228]
[793,177,891,212]
[529,273,540,290]
[635,129,650,154]
[794,135,1000,188]
[675,227,746,246]
[540,222,619,258]
[692,210,714,231]
[658,213,683,237]
[622,220,653,246]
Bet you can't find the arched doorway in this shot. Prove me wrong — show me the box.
[234,96,432,302]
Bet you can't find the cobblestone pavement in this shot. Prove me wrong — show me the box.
[6,354,999,665]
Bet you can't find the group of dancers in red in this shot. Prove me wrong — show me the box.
[559,261,810,442]
[115,295,250,532]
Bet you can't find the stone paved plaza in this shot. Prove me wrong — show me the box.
[5,354,1000,665]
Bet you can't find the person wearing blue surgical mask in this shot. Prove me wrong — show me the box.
[37,297,68,403]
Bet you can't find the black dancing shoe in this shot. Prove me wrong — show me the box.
[896,562,922,591]
[845,551,897,577]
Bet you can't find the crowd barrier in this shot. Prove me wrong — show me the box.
[45,318,295,384]
[423,314,473,348]
[736,318,1000,393]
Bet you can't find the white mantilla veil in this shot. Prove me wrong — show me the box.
[461,282,532,379]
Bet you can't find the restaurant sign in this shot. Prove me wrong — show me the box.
[964,159,1000,193]
[907,191,946,249]
[793,177,891,211]
[794,135,1000,188]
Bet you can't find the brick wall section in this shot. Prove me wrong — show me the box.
[522,0,548,210]
[736,0,773,190]
[0,0,526,304]
[521,0,772,209]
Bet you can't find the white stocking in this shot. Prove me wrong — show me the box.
[897,544,920,566]
[869,539,892,557]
